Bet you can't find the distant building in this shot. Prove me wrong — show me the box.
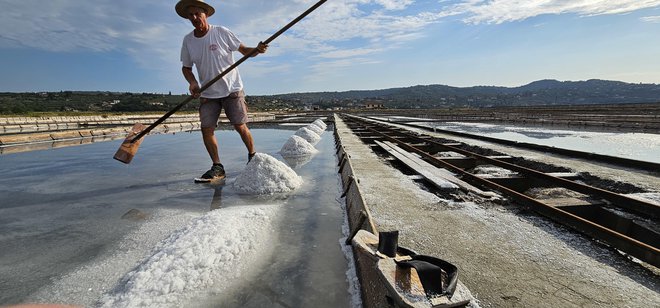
[363,101,384,109]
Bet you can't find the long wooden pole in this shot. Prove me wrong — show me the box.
[130,0,328,143]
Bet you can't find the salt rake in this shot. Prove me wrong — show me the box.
[114,0,328,164]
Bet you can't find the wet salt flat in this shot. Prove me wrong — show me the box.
[380,117,660,164]
[0,125,353,307]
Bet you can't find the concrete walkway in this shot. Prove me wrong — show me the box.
[334,115,659,308]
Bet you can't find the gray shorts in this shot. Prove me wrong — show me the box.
[199,90,248,127]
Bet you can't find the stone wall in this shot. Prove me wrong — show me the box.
[0,112,275,151]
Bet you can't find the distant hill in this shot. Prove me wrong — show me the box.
[251,79,660,109]
[1,79,658,114]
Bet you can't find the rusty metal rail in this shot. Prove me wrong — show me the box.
[340,113,660,268]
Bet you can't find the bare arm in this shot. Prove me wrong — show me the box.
[238,42,268,57]
[182,66,201,98]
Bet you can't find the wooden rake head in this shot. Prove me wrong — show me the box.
[113,123,147,164]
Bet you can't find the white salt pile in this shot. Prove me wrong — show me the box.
[294,126,321,145]
[472,165,518,178]
[99,205,279,308]
[305,123,324,135]
[234,153,303,194]
[312,119,327,130]
[280,135,318,157]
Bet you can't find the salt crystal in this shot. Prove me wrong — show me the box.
[234,153,303,194]
[306,123,324,135]
[280,135,318,157]
[99,205,279,307]
[294,126,321,145]
[312,119,327,130]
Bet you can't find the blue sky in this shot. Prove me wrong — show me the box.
[0,0,659,95]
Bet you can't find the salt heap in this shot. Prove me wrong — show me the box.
[294,126,321,145]
[234,153,303,194]
[305,123,324,135]
[312,118,327,130]
[99,205,279,307]
[280,135,318,157]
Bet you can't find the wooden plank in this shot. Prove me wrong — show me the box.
[474,173,580,180]
[542,197,604,207]
[485,155,514,162]
[375,140,458,190]
[383,141,501,196]
[545,172,581,180]
[380,141,502,199]
[375,140,496,200]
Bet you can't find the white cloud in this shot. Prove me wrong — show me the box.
[375,0,415,10]
[219,0,448,78]
[7,0,654,65]
[293,1,445,43]
[316,47,383,59]
[1,0,658,54]
[0,0,188,80]
[0,1,179,51]
[1,0,658,92]
[449,0,660,24]
[641,15,660,23]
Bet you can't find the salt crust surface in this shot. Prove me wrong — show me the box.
[26,209,199,307]
[627,192,660,205]
[312,119,327,129]
[294,126,321,145]
[472,165,518,177]
[305,123,324,135]
[280,135,318,157]
[99,205,279,307]
[234,153,303,194]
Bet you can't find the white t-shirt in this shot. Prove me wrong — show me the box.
[180,25,244,98]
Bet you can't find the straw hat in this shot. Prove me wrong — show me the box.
[175,0,215,19]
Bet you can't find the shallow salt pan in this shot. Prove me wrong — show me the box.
[280,135,318,157]
[234,153,303,194]
[99,205,280,308]
[294,126,321,145]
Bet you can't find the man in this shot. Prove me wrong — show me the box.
[176,0,267,182]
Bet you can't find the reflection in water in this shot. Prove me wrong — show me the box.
[205,180,225,211]
[282,154,314,169]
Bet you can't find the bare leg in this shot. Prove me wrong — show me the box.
[201,127,221,164]
[233,123,255,154]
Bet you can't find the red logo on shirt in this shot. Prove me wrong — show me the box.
[210,44,219,51]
